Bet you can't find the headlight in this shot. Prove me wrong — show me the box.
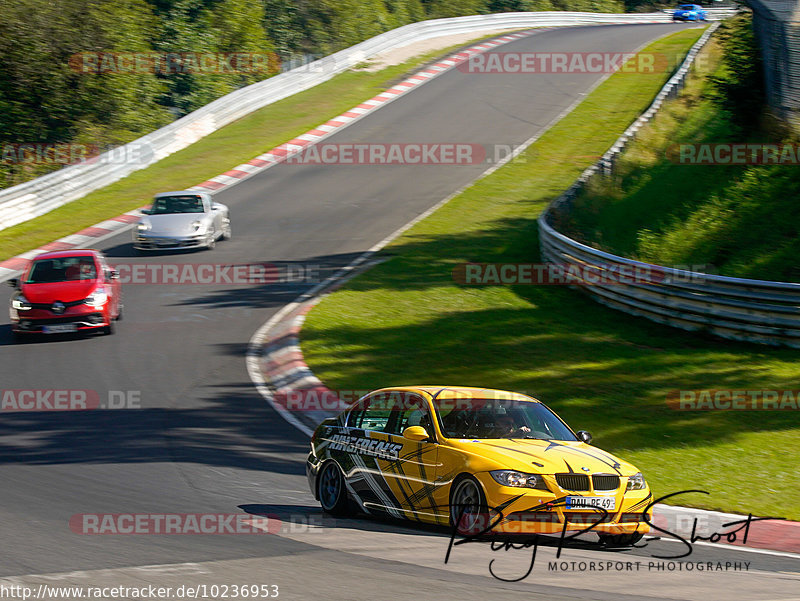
[626,472,646,491]
[137,221,151,231]
[191,220,206,233]
[11,294,32,311]
[84,287,109,309]
[490,470,548,490]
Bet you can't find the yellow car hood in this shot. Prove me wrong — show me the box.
[445,437,639,476]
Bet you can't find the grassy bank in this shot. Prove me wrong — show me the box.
[302,26,800,520]
[563,16,800,282]
[0,35,497,262]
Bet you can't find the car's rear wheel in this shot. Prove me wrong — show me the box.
[449,475,488,534]
[598,532,644,547]
[318,461,350,516]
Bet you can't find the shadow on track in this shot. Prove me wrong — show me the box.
[237,502,606,553]
[0,383,308,473]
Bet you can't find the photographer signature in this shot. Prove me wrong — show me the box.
[445,489,784,582]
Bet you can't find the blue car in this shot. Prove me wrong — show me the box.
[673,4,707,21]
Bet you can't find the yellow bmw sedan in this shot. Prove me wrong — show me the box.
[306,386,652,546]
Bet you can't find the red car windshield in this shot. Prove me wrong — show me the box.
[25,257,97,283]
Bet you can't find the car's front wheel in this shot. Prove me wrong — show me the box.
[206,230,217,250]
[598,532,645,547]
[318,461,350,516]
[221,217,232,241]
[449,475,489,534]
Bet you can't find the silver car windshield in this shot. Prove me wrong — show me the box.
[150,195,205,215]
[433,398,578,440]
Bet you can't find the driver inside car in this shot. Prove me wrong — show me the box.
[494,410,531,438]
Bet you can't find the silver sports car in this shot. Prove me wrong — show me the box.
[133,191,231,251]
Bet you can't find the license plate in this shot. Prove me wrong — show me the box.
[42,324,78,334]
[566,496,615,511]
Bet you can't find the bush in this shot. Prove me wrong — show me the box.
[708,14,765,133]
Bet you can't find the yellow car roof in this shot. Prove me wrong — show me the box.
[373,385,541,403]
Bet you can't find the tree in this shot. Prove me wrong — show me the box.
[146,0,276,114]
[0,0,170,187]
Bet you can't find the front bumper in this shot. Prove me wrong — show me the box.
[474,473,653,536]
[133,231,209,250]
[11,308,109,333]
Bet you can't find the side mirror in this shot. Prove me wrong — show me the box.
[211,204,219,211]
[402,426,429,441]
[576,430,592,444]
[8,278,19,289]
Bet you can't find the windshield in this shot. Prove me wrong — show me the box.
[679,5,695,9]
[433,398,578,441]
[149,195,205,215]
[25,256,97,283]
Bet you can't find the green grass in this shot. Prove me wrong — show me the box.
[563,32,800,282]
[302,26,800,521]
[0,34,502,262]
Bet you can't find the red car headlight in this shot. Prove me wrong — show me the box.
[84,287,109,309]
[11,294,32,311]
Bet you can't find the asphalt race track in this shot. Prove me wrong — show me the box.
[1,24,798,600]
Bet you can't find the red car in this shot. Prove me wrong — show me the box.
[8,249,122,339]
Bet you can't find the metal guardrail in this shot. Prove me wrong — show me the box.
[748,0,800,126]
[0,10,737,233]
[539,22,800,348]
